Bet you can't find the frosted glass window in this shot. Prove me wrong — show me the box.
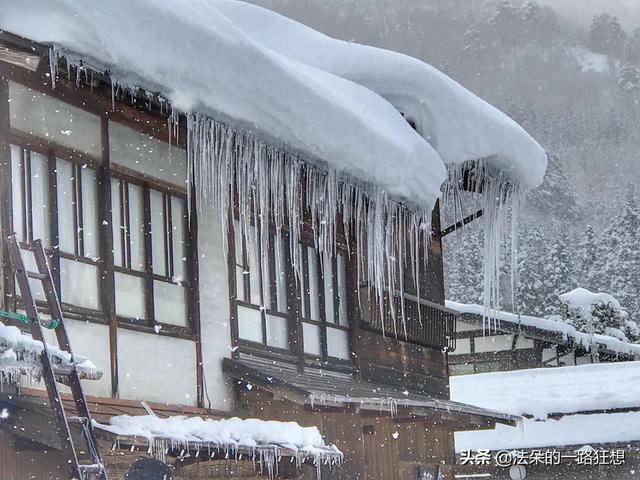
[30,152,50,246]
[115,272,146,320]
[109,120,187,187]
[238,306,262,343]
[323,255,335,324]
[10,145,24,242]
[18,249,45,302]
[247,228,262,306]
[56,159,99,258]
[326,328,350,360]
[150,190,166,276]
[266,314,288,350]
[59,259,100,310]
[337,255,348,326]
[10,147,51,246]
[56,159,75,253]
[111,179,124,267]
[154,281,187,327]
[128,184,145,271]
[81,168,98,258]
[307,247,320,321]
[274,238,288,313]
[303,323,322,356]
[171,196,186,280]
[9,82,101,157]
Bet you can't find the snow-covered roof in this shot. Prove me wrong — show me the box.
[450,361,640,420]
[95,414,342,478]
[1,0,546,209]
[0,321,100,384]
[446,300,640,359]
[451,362,640,451]
[456,411,640,451]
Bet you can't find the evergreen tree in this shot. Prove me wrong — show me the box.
[592,188,640,317]
[576,225,599,290]
[443,224,484,304]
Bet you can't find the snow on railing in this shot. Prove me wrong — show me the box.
[94,415,342,479]
[0,321,100,386]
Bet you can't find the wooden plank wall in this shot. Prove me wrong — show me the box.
[358,330,450,398]
[238,388,456,480]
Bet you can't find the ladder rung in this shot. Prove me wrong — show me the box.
[68,416,89,424]
[25,270,47,280]
[78,464,103,474]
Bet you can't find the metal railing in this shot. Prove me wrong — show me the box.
[362,290,457,351]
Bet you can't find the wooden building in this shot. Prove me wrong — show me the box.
[0,8,542,479]
[448,302,640,375]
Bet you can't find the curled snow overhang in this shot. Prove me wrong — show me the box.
[0,321,102,385]
[214,0,548,190]
[94,415,342,479]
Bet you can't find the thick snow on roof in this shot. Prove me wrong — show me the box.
[450,361,640,420]
[446,300,640,358]
[216,0,547,189]
[0,321,99,382]
[455,411,640,451]
[2,0,545,208]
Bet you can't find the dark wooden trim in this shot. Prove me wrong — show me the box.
[143,185,155,327]
[99,116,119,398]
[227,217,240,359]
[440,209,484,237]
[187,191,204,408]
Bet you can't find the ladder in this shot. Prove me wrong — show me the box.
[6,234,107,480]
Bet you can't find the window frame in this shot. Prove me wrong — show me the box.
[229,216,356,370]
[6,121,198,338]
[110,169,194,333]
[231,219,293,354]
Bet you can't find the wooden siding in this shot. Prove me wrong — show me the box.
[358,329,450,398]
[237,387,456,480]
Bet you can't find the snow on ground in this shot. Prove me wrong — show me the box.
[450,361,640,420]
[446,300,640,358]
[568,46,611,75]
[455,411,640,451]
[2,0,546,209]
[0,320,99,382]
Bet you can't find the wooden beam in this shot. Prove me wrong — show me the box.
[0,41,42,72]
[440,209,484,237]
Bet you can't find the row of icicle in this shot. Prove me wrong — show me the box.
[48,49,523,335]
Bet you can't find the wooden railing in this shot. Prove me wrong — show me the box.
[362,290,457,351]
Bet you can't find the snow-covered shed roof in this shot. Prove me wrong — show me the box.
[446,300,640,359]
[0,321,101,384]
[95,414,342,478]
[451,362,640,451]
[450,361,640,420]
[1,0,546,209]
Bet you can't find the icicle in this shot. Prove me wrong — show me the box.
[185,113,433,334]
[444,160,525,332]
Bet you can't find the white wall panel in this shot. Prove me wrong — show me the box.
[117,329,197,406]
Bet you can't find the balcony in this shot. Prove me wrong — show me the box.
[362,290,457,351]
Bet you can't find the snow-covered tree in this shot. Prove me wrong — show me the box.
[592,189,640,317]
[559,288,638,343]
[443,224,484,304]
